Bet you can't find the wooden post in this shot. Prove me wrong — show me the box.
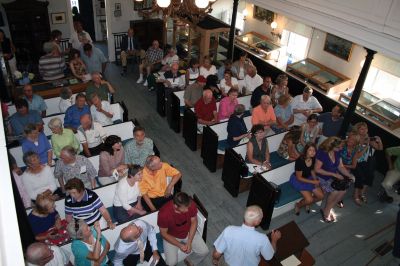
[227,0,239,60]
[338,48,376,137]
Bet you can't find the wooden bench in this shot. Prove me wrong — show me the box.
[10,120,135,167]
[57,193,208,264]
[221,131,289,197]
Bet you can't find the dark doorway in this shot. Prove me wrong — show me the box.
[78,0,96,41]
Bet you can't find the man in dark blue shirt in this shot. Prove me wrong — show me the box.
[227,104,250,148]
[64,93,90,132]
[318,104,345,137]
[250,76,273,108]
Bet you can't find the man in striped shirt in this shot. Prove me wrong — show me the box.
[38,42,66,81]
[64,178,115,229]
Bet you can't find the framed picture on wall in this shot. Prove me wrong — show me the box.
[253,5,274,24]
[133,0,153,11]
[51,12,66,24]
[323,33,353,61]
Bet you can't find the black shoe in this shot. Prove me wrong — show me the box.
[386,196,394,203]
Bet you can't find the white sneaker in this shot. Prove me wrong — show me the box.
[143,80,148,86]
[136,77,143,83]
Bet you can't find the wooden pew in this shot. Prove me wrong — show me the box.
[10,120,135,167]
[166,90,185,133]
[221,131,288,197]
[58,193,208,264]
[201,116,252,172]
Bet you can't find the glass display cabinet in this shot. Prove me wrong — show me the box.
[287,58,351,94]
[339,90,400,130]
[235,31,281,61]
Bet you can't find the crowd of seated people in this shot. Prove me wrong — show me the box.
[2,26,397,265]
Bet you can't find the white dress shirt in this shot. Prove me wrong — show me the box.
[219,77,239,94]
[69,30,93,50]
[291,95,323,126]
[113,177,142,210]
[113,220,158,266]
[77,122,107,148]
[244,74,263,93]
[90,101,114,126]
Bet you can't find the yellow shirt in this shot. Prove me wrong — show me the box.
[139,163,180,198]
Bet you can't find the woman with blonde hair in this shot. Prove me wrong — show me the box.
[315,137,355,222]
[352,122,383,203]
[28,193,68,244]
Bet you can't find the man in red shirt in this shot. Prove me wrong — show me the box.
[157,192,209,266]
[194,88,217,126]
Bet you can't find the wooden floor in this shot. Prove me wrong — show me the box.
[106,61,400,266]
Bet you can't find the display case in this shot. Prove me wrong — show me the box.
[287,58,351,94]
[235,31,281,61]
[339,90,400,130]
[170,16,230,62]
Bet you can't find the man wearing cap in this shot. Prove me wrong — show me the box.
[38,42,65,81]
[184,75,206,107]
[291,86,323,126]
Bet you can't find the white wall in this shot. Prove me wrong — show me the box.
[307,29,366,87]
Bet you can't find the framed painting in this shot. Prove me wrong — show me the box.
[253,5,274,24]
[133,0,153,11]
[324,33,353,61]
[51,12,66,24]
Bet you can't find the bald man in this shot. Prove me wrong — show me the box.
[194,88,218,126]
[212,205,281,266]
[25,242,71,266]
[77,114,107,157]
[113,219,165,266]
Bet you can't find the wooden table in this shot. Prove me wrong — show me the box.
[259,221,315,266]
[15,77,88,99]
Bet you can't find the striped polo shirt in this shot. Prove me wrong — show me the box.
[38,54,65,81]
[65,189,103,226]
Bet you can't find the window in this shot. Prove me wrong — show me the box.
[281,30,309,62]
[364,67,400,102]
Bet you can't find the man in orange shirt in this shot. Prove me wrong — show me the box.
[251,95,276,130]
[139,155,182,212]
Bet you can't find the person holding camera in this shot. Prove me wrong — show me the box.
[314,137,355,223]
[352,122,383,204]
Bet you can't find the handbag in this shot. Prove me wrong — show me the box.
[331,178,352,191]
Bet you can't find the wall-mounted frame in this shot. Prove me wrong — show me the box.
[323,33,353,61]
[115,3,121,10]
[51,12,66,24]
[253,5,274,24]
[133,0,153,11]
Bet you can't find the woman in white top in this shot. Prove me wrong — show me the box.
[185,57,200,86]
[219,70,239,96]
[113,165,146,224]
[161,47,179,72]
[21,151,62,202]
[199,56,217,78]
[59,87,74,113]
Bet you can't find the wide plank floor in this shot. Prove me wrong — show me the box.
[105,59,399,266]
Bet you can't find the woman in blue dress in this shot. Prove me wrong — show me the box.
[290,143,324,215]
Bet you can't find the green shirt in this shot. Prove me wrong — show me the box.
[386,146,400,171]
[51,128,80,158]
[85,83,109,102]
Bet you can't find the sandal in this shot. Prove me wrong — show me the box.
[294,203,300,216]
[361,194,367,203]
[329,212,337,222]
[320,209,332,223]
[354,197,362,206]
[337,200,344,208]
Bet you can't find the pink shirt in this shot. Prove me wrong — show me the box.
[218,97,238,121]
[98,147,125,177]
